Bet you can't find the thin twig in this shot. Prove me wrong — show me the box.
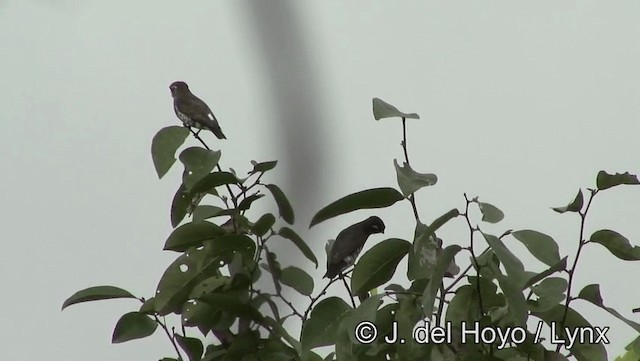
[153,315,183,361]
[401,118,421,222]
[463,193,484,317]
[557,189,598,351]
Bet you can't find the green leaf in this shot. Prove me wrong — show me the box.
[238,194,265,211]
[279,266,314,296]
[277,227,318,268]
[265,184,295,225]
[309,187,404,228]
[199,294,263,321]
[62,286,136,310]
[596,170,640,190]
[179,147,221,190]
[188,276,230,299]
[482,232,528,288]
[578,284,640,332]
[171,183,202,227]
[342,294,383,344]
[533,305,607,361]
[511,230,561,267]
[151,126,190,179]
[496,274,528,327]
[407,222,439,281]
[154,246,225,315]
[301,297,351,351]
[190,172,239,193]
[111,311,157,343]
[351,238,411,295]
[175,334,204,361]
[394,159,437,197]
[250,160,278,174]
[530,277,567,313]
[192,205,224,222]
[164,221,226,252]
[422,245,462,318]
[590,229,640,261]
[523,257,568,289]
[372,97,420,120]
[552,189,583,214]
[252,213,276,237]
[477,201,504,224]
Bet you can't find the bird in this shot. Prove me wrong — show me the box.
[324,216,386,279]
[169,81,226,139]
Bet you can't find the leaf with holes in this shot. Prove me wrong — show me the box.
[179,147,221,190]
[154,247,224,315]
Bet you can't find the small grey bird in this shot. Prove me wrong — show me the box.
[169,81,227,139]
[324,216,386,279]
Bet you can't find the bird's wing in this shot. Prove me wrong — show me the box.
[329,226,367,263]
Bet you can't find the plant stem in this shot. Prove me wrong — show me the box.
[463,193,484,317]
[557,189,598,351]
[153,315,183,361]
[401,117,421,223]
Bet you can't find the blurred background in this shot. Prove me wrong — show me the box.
[1,1,639,359]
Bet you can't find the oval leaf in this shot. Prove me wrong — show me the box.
[596,170,640,190]
[372,98,420,120]
[310,187,404,228]
[478,202,504,224]
[252,213,276,237]
[112,311,157,343]
[301,297,351,351]
[164,221,226,252]
[62,286,136,310]
[351,238,411,295]
[482,232,528,288]
[511,229,561,267]
[590,229,640,261]
[265,184,295,225]
[277,227,318,268]
[279,266,314,296]
[179,147,221,190]
[151,126,190,179]
[175,334,204,361]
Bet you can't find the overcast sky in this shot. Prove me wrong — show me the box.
[2,1,639,360]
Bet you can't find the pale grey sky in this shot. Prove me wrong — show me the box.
[2,1,639,360]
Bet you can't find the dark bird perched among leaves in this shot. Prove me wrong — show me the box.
[170,81,226,139]
[324,216,386,279]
